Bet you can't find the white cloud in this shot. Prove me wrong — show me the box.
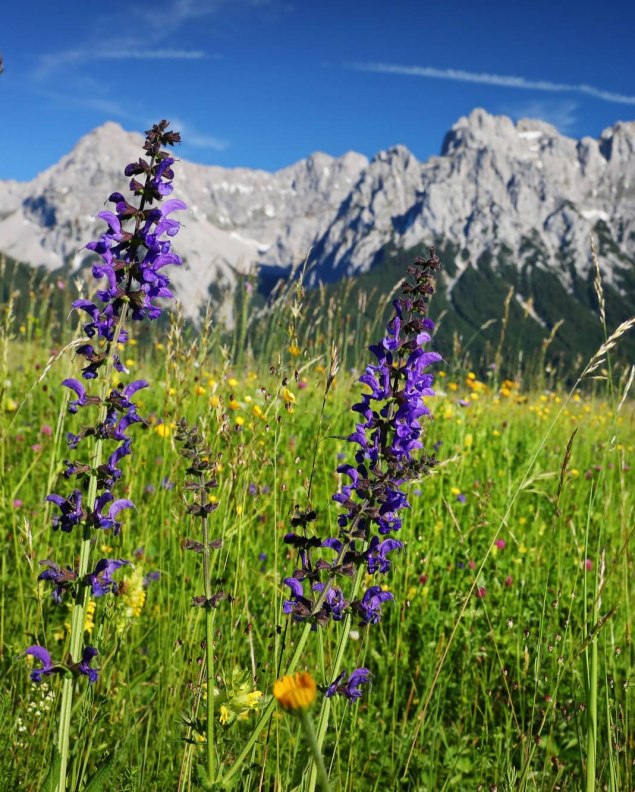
[165,118,229,152]
[349,62,635,106]
[97,48,207,60]
[502,99,579,133]
[34,47,208,80]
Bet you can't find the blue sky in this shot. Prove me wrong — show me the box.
[2,0,635,181]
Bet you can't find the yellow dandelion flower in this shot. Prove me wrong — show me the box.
[155,423,170,438]
[273,672,317,712]
[252,404,264,419]
[228,399,241,411]
[235,416,245,426]
[210,395,221,408]
[464,434,473,447]
[195,385,206,396]
[227,377,239,388]
[288,344,301,357]
[448,382,459,392]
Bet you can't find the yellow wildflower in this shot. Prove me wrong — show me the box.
[219,705,232,726]
[282,387,296,405]
[84,600,96,634]
[273,672,317,711]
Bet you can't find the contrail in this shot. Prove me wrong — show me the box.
[349,62,635,106]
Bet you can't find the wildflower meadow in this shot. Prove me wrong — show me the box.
[1,122,634,791]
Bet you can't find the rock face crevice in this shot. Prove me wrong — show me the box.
[1,110,634,322]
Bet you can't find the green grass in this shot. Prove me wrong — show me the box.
[1,300,633,791]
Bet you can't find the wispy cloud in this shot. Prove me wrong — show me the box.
[167,118,229,152]
[34,47,209,80]
[95,48,208,60]
[502,99,579,133]
[349,62,635,106]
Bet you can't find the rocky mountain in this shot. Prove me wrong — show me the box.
[1,109,634,362]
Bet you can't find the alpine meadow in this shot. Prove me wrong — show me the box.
[1,117,634,792]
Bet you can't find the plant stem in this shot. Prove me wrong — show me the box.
[298,708,330,792]
[219,621,313,788]
[307,563,365,792]
[56,305,128,792]
[201,513,216,784]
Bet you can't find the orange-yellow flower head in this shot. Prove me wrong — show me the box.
[273,672,317,712]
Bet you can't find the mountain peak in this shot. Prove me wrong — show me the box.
[1,110,633,338]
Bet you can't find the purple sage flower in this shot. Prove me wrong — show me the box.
[24,646,62,683]
[85,558,130,597]
[325,667,372,701]
[71,646,99,684]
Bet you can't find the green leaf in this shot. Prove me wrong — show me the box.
[41,745,62,792]
[83,753,117,792]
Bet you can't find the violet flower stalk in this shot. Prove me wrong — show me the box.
[23,120,185,792]
[283,250,441,636]
[283,250,441,790]
[220,251,441,790]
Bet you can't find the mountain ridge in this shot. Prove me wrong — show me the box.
[1,110,634,354]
